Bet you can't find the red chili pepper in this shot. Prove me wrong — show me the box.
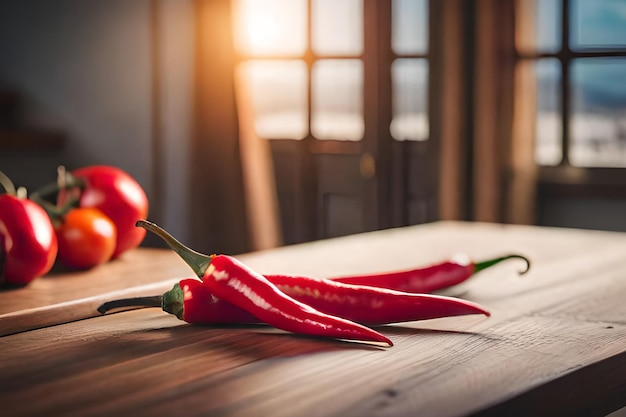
[98,278,257,324]
[136,220,393,346]
[207,254,395,344]
[268,274,489,324]
[98,272,490,327]
[0,172,58,286]
[171,278,259,324]
[324,253,530,293]
[46,165,149,259]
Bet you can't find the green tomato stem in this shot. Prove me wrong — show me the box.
[0,171,16,195]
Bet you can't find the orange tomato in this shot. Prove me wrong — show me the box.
[59,165,149,258]
[56,207,117,270]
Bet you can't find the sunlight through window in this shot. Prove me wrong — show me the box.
[233,0,306,56]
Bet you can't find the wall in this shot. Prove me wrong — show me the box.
[539,196,626,233]
[155,0,194,245]
[0,0,194,244]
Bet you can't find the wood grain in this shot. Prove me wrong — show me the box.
[0,248,191,315]
[0,280,176,337]
[0,248,190,336]
[1,222,626,417]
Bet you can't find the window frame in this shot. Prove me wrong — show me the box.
[229,0,443,244]
[516,0,626,191]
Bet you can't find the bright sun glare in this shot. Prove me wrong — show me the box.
[234,0,306,55]
[236,1,281,54]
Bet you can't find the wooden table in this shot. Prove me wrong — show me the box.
[1,221,625,417]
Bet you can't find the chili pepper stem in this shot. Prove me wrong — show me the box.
[473,254,530,275]
[161,283,185,319]
[97,295,163,314]
[97,284,186,320]
[136,220,212,278]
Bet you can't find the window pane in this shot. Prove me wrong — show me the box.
[233,0,306,56]
[392,0,428,55]
[571,0,626,49]
[569,58,626,167]
[391,59,428,141]
[312,0,363,56]
[312,60,364,141]
[535,59,562,165]
[517,0,562,53]
[537,0,562,52]
[239,61,308,139]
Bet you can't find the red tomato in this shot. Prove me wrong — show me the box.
[56,208,117,270]
[60,166,148,258]
[0,194,58,285]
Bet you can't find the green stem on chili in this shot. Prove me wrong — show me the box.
[473,254,530,275]
[136,220,211,278]
[97,295,163,313]
[330,253,531,294]
[98,290,189,321]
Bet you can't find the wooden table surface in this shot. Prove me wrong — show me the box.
[1,221,625,417]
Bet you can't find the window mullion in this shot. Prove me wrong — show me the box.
[560,0,571,166]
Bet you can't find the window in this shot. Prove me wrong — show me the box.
[391,0,429,142]
[233,0,308,140]
[232,0,430,144]
[231,0,435,243]
[517,0,626,168]
[233,0,365,142]
[512,0,626,232]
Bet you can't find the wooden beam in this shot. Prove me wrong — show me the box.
[473,0,516,223]
[438,0,466,221]
[233,65,283,250]
[190,0,249,255]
